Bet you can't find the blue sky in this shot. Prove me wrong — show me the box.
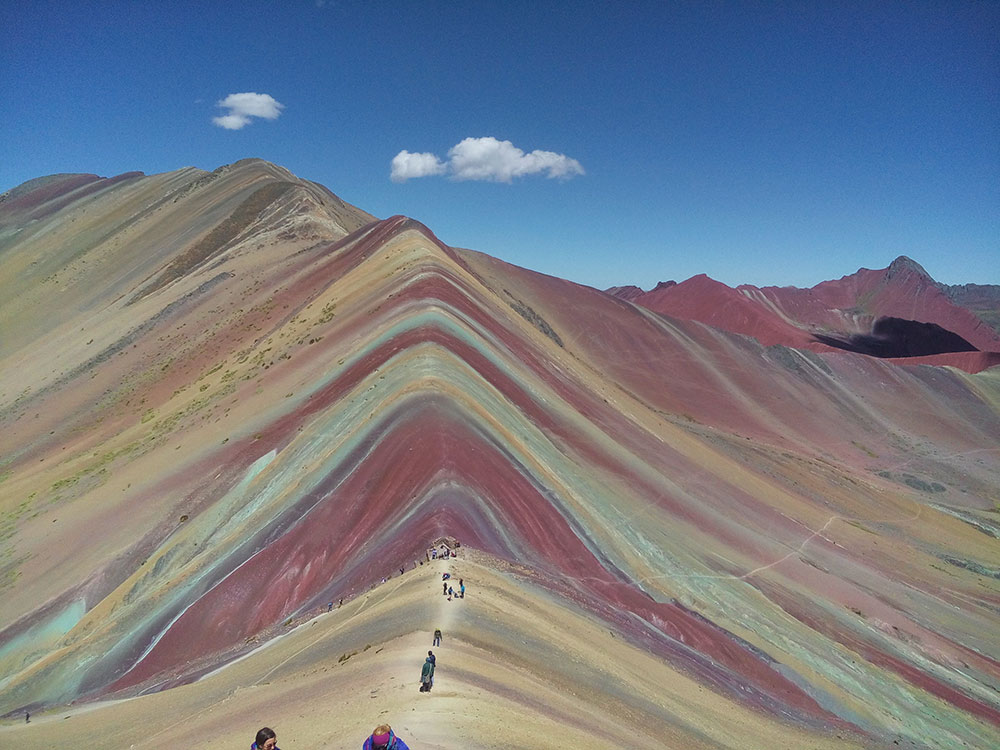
[2,1,997,289]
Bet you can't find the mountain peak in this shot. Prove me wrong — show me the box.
[886,255,932,281]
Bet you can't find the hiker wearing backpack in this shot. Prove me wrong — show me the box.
[363,723,410,749]
[419,654,435,692]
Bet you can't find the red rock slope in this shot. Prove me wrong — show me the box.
[624,257,1000,372]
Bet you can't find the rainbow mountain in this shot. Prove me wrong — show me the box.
[0,160,998,749]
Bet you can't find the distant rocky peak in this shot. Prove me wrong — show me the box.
[885,255,932,282]
[604,284,646,301]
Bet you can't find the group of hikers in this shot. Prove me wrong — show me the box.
[429,542,457,560]
[250,724,410,749]
[421,577,462,691]
[441,571,465,599]
[321,541,463,615]
[246,541,465,747]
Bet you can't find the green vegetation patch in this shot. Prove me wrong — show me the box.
[941,556,1000,579]
[875,470,945,494]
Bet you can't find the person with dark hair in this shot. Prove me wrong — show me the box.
[427,649,436,665]
[251,727,279,750]
[363,723,410,749]
[419,653,435,692]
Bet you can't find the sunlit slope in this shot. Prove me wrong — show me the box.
[0,555,873,750]
[0,160,997,748]
[0,158,373,357]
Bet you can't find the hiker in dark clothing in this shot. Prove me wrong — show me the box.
[251,727,280,750]
[419,655,435,691]
[433,628,442,646]
[427,650,436,665]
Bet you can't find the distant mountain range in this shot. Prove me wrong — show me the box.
[0,161,997,749]
[609,256,1000,372]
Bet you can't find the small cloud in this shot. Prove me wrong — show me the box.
[390,137,584,183]
[448,137,584,182]
[212,92,284,130]
[390,150,447,182]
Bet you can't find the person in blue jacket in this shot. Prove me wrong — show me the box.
[363,723,410,749]
[251,727,279,750]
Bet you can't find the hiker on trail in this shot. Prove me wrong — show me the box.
[363,724,410,750]
[459,579,465,598]
[25,711,29,724]
[433,628,442,646]
[420,654,435,692]
[443,581,448,595]
[251,727,280,750]
[327,601,333,612]
[427,649,436,666]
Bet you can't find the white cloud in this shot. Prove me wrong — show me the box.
[390,137,584,183]
[212,92,284,130]
[448,137,584,182]
[390,150,447,182]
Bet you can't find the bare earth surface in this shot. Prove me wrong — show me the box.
[0,550,874,750]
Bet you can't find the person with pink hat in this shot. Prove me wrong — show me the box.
[362,723,410,749]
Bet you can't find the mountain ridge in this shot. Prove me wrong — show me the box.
[0,160,997,749]
[613,255,1000,371]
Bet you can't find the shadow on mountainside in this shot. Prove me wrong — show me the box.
[813,316,978,358]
